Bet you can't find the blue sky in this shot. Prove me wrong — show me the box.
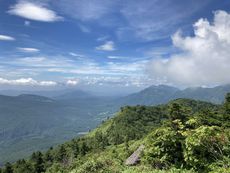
[0,0,230,94]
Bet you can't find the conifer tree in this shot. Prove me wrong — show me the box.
[56,145,67,162]
[224,93,230,121]
[3,162,13,173]
[32,151,45,173]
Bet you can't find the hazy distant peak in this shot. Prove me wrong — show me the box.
[144,84,179,91]
[17,94,54,102]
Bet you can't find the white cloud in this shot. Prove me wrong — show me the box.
[147,10,230,86]
[0,34,15,41]
[107,56,119,59]
[8,1,63,22]
[39,81,57,86]
[107,56,125,59]
[97,36,109,42]
[68,52,85,59]
[17,47,40,53]
[96,41,115,51]
[0,77,57,86]
[69,52,79,57]
[66,80,78,86]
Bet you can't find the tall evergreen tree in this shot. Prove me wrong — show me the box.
[44,147,53,163]
[224,93,230,120]
[3,162,13,173]
[31,151,45,173]
[79,141,89,156]
[56,145,67,162]
[169,103,186,121]
[71,142,79,158]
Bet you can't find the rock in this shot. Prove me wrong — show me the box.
[125,144,145,165]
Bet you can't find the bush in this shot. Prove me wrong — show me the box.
[184,126,228,170]
[144,127,184,169]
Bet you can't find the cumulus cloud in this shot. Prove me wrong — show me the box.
[0,77,57,86]
[8,1,63,22]
[148,10,230,86]
[17,47,40,53]
[96,41,115,51]
[0,34,15,41]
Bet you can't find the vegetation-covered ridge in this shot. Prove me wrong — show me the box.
[1,95,230,173]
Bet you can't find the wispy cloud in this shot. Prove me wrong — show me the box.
[69,52,79,57]
[107,56,131,60]
[0,53,150,88]
[97,36,109,42]
[14,56,74,68]
[54,0,115,21]
[45,59,147,77]
[96,41,116,51]
[0,34,15,41]
[78,24,91,33]
[119,0,210,41]
[17,47,40,53]
[8,1,63,22]
[68,52,86,59]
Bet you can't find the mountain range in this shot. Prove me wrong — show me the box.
[119,84,230,105]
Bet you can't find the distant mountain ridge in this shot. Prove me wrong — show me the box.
[54,90,94,100]
[17,94,54,102]
[118,85,179,105]
[1,84,230,105]
[120,84,230,105]
[172,84,230,104]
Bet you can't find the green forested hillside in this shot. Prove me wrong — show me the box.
[1,94,230,173]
